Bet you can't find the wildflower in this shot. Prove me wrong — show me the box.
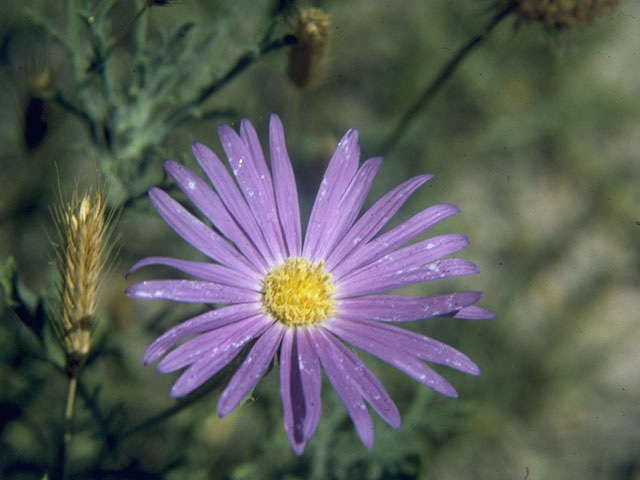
[126,114,492,453]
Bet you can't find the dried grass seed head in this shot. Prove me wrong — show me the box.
[52,184,111,375]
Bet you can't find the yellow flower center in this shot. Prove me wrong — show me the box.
[262,257,336,327]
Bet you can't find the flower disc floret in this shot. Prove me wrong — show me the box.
[262,257,336,327]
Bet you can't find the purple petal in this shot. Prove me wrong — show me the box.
[168,316,274,397]
[269,114,302,257]
[191,142,275,265]
[280,329,307,454]
[218,124,286,262]
[314,157,383,261]
[310,329,375,449]
[443,305,495,320]
[217,322,285,417]
[320,329,401,429]
[339,234,469,284]
[164,159,270,273]
[240,119,271,186]
[157,315,267,373]
[297,328,322,440]
[338,291,483,322]
[125,279,259,303]
[149,188,257,277]
[127,256,259,290]
[325,175,432,271]
[143,303,262,365]
[240,119,290,259]
[333,317,479,375]
[337,258,480,298]
[324,319,459,397]
[303,129,360,261]
[332,203,460,278]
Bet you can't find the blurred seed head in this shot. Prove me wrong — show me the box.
[22,68,55,150]
[51,183,113,376]
[510,0,620,31]
[287,7,330,89]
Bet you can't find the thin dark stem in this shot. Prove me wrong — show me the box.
[119,375,222,440]
[379,4,513,156]
[75,378,113,449]
[120,395,201,440]
[164,34,297,130]
[105,1,151,56]
[51,375,78,480]
[54,92,98,143]
[54,375,78,480]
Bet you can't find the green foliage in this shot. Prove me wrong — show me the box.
[1,0,638,479]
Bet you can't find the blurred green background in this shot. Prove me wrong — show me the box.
[1,0,638,478]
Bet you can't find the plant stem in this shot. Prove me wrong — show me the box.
[64,375,78,445]
[379,4,513,156]
[54,92,98,143]
[54,375,78,480]
[164,33,297,130]
[119,375,221,440]
[105,1,151,56]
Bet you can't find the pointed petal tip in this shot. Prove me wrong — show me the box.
[269,113,283,125]
[190,141,205,156]
[192,141,222,165]
[216,396,239,418]
[216,403,229,418]
[290,440,307,456]
[125,258,149,278]
[143,341,163,365]
[339,127,359,147]
[169,383,187,398]
[441,385,459,398]
[141,355,155,367]
[392,416,402,430]
[156,359,173,374]
[147,190,166,214]
[441,202,461,214]
[451,305,495,320]
[163,158,177,170]
[217,123,237,142]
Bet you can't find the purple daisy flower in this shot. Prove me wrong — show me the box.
[126,114,492,454]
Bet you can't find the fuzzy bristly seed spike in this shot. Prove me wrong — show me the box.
[52,186,110,376]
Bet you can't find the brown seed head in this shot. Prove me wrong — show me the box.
[510,0,620,31]
[52,185,110,376]
[288,8,331,89]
